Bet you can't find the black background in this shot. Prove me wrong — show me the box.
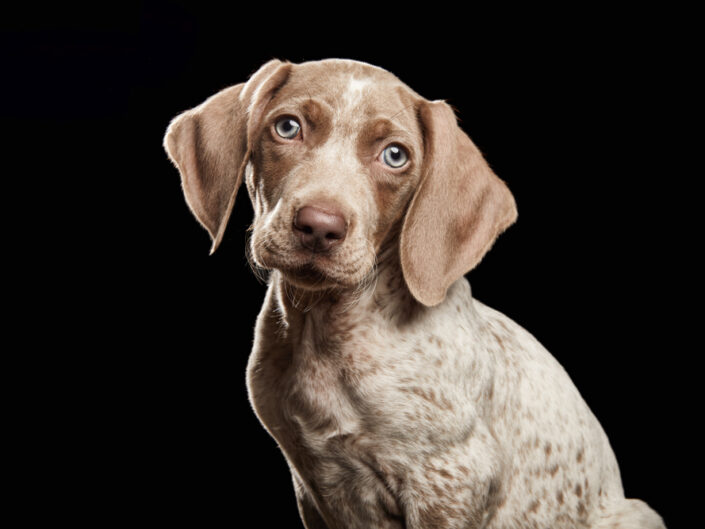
[4,2,695,527]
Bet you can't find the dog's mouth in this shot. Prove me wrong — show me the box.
[252,243,343,289]
[253,238,371,291]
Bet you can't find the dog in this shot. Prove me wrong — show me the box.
[164,58,665,528]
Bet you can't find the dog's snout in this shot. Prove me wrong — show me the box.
[294,205,347,252]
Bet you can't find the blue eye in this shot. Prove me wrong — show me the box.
[381,144,409,168]
[274,117,301,139]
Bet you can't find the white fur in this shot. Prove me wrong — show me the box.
[342,77,371,111]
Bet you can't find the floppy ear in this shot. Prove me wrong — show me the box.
[400,100,518,306]
[163,59,291,253]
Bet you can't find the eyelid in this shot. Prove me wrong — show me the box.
[381,139,410,153]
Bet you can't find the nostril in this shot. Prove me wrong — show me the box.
[294,205,348,251]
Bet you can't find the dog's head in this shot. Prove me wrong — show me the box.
[164,59,516,306]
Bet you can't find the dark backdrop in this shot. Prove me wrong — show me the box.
[5,2,692,527]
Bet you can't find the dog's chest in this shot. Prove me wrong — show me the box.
[271,296,480,462]
[254,282,485,446]
[247,282,511,527]
[282,309,412,444]
[255,310,415,525]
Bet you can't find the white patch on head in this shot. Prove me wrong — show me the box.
[343,77,371,111]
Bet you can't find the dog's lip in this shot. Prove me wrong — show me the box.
[260,245,331,277]
[259,243,357,288]
[263,244,334,272]
[278,261,340,289]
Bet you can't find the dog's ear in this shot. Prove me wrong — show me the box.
[400,100,517,306]
[163,59,291,253]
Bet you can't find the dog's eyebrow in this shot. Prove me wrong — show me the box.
[370,119,395,138]
[301,98,326,123]
[266,96,332,121]
[361,118,415,146]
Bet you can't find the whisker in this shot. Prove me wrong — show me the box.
[245,232,270,284]
[390,102,417,121]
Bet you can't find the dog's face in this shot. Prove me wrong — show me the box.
[164,59,517,305]
[245,61,425,290]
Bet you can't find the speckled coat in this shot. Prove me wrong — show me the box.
[164,58,665,528]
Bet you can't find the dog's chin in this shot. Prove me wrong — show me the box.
[278,263,341,290]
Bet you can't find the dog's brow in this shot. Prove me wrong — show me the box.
[267,96,332,119]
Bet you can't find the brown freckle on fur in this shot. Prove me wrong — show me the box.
[528,500,540,513]
[438,468,452,479]
[492,331,505,350]
[440,395,453,410]
[575,484,582,497]
[488,478,506,509]
[557,491,564,504]
[544,443,552,457]
[576,447,584,463]
[577,501,587,517]
[548,464,559,477]
[485,382,494,400]
[419,505,449,529]
[458,465,469,476]
[431,483,445,498]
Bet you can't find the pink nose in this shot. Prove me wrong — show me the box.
[293,205,347,252]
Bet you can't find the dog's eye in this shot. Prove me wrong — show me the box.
[381,144,409,168]
[274,117,301,139]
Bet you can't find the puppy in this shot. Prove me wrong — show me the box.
[164,58,665,529]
